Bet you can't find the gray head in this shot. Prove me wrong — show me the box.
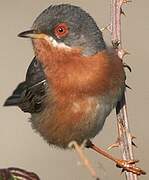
[20,4,106,56]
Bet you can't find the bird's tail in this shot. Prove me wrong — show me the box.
[3,82,26,106]
[4,95,22,106]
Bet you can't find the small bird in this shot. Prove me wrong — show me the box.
[4,4,125,148]
[4,4,133,173]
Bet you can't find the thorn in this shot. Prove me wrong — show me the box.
[107,142,120,150]
[123,0,132,4]
[120,8,126,16]
[112,40,121,49]
[123,63,132,72]
[118,49,130,59]
[132,141,137,148]
[131,136,137,148]
[101,24,112,32]
[107,24,112,32]
[131,136,136,139]
[126,84,132,90]
[121,168,125,174]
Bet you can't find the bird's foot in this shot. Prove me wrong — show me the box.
[86,140,146,176]
[115,159,146,175]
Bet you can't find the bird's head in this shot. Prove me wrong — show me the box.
[18,4,106,56]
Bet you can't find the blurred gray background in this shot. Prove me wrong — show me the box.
[0,0,148,180]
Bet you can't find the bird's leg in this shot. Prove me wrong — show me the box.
[69,141,100,180]
[85,140,146,175]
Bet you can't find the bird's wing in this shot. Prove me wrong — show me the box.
[4,57,48,113]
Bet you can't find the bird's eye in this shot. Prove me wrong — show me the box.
[54,23,69,39]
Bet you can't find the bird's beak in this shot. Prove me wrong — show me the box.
[18,30,46,39]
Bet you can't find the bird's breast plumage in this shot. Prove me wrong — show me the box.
[30,39,125,148]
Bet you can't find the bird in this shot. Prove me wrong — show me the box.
[4,3,141,174]
[4,3,125,149]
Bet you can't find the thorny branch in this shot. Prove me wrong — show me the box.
[110,0,145,180]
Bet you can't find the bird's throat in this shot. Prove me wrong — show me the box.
[32,38,78,65]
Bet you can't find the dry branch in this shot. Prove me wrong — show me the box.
[110,0,144,179]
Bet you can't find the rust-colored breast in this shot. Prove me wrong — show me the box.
[33,39,125,97]
[31,39,125,148]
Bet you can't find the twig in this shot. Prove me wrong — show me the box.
[110,0,138,180]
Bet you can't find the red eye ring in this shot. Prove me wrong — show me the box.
[54,23,69,39]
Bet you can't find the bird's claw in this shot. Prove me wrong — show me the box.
[115,159,146,175]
